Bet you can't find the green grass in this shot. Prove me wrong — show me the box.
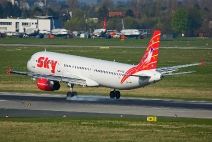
[1,36,212,47]
[0,46,212,142]
[0,46,212,101]
[0,118,212,142]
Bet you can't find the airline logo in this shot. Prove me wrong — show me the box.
[120,30,161,84]
[37,57,58,73]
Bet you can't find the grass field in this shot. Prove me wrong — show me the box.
[0,118,212,142]
[0,36,212,47]
[0,46,211,101]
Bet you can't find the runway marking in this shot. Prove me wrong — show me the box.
[20,101,31,108]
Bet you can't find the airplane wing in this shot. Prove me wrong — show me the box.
[156,62,204,76]
[7,69,87,86]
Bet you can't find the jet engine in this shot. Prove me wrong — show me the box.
[36,78,60,91]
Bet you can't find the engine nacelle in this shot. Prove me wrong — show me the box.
[37,78,60,91]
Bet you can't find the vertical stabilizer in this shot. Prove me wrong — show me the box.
[103,17,106,29]
[120,30,161,84]
[137,30,161,70]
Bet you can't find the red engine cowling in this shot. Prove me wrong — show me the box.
[37,78,60,91]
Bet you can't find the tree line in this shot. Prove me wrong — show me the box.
[0,0,212,37]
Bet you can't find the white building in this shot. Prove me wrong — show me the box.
[0,18,62,33]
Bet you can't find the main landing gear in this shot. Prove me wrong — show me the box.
[66,84,78,97]
[66,84,121,99]
[110,90,121,99]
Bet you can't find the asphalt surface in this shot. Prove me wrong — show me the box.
[0,92,212,118]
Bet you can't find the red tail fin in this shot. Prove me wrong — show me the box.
[103,17,106,29]
[137,30,161,70]
[120,30,161,84]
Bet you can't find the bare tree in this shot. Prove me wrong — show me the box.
[0,0,7,5]
[199,0,212,12]
[100,0,114,10]
[167,0,179,15]
[155,0,166,17]
[130,0,138,11]
[182,0,193,9]
[20,0,30,10]
[137,0,149,17]
[66,0,79,10]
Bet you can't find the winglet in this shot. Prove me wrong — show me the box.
[200,61,204,67]
[7,68,11,74]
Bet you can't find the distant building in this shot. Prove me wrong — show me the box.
[109,12,125,17]
[0,18,62,33]
[109,12,141,19]
[89,18,98,23]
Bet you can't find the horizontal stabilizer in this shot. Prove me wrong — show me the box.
[163,71,195,76]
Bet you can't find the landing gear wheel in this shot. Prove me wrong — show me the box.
[110,91,115,98]
[66,84,78,97]
[109,90,121,99]
[66,91,78,97]
[73,91,78,97]
[115,91,120,99]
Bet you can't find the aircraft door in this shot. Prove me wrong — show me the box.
[28,57,36,69]
[89,65,94,79]
[32,58,36,69]
[56,58,64,75]
[27,57,37,72]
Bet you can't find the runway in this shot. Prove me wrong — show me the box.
[0,92,212,118]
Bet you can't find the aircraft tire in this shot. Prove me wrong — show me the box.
[73,92,78,97]
[116,91,121,99]
[67,92,78,97]
[110,91,115,98]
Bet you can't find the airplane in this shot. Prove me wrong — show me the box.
[51,28,68,37]
[7,30,204,99]
[21,28,39,38]
[92,17,107,37]
[120,19,141,39]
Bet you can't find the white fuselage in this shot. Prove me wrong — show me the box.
[93,29,106,37]
[27,51,161,90]
[120,29,140,37]
[51,29,68,36]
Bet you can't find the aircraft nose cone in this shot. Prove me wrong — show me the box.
[27,60,30,69]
